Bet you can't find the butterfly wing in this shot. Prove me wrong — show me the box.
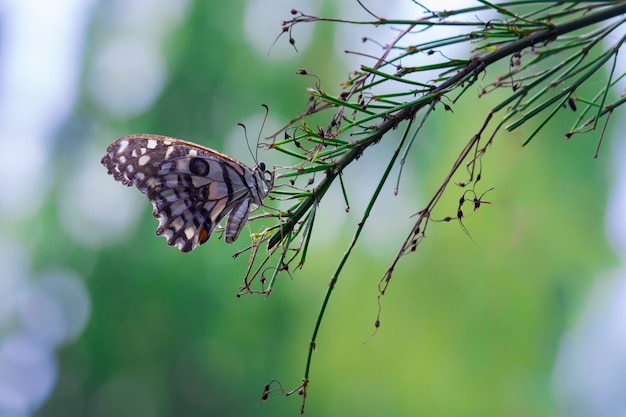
[101,134,269,252]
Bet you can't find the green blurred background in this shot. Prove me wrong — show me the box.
[1,1,623,416]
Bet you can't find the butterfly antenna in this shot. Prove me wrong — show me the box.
[257,104,270,161]
[238,122,256,164]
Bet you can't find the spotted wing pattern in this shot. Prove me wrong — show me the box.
[101,134,271,252]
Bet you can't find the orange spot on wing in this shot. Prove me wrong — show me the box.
[197,224,209,245]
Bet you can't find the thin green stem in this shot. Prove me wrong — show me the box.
[301,116,416,393]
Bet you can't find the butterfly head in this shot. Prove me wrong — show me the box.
[256,160,274,191]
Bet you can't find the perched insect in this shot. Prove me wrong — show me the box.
[101,134,272,252]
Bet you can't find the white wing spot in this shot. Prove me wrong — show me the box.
[165,146,175,159]
[147,139,158,149]
[163,140,172,145]
[138,155,151,166]
[118,155,126,164]
[135,172,145,181]
[163,228,174,240]
[126,164,134,173]
[147,177,159,189]
[117,140,129,153]
[184,226,195,239]
[188,149,198,157]
[170,217,184,231]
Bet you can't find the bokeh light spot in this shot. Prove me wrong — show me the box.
[88,37,166,117]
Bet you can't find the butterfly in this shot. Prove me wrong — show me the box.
[101,133,272,252]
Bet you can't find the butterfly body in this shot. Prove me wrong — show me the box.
[102,134,271,252]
